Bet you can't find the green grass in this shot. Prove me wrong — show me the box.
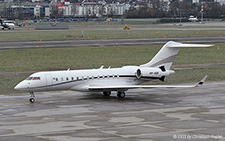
[0,45,158,72]
[175,43,223,65]
[0,43,223,73]
[0,29,225,42]
[0,76,26,94]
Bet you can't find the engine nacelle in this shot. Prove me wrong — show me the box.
[135,67,175,81]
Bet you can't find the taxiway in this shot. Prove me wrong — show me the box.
[0,82,225,140]
[0,36,224,50]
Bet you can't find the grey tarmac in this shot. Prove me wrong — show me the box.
[0,37,224,50]
[0,82,225,141]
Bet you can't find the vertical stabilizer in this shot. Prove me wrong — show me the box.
[140,41,212,70]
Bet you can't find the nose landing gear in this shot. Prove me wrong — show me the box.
[29,92,35,103]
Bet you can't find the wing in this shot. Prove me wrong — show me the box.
[89,75,207,91]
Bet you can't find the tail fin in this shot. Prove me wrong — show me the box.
[140,41,213,70]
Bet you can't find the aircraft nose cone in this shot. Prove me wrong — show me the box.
[14,83,22,90]
[14,81,28,91]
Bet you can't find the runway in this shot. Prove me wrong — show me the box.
[0,36,225,50]
[0,82,225,140]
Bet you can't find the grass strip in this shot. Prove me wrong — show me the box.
[0,43,223,73]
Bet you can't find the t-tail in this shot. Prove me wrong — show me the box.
[140,41,213,70]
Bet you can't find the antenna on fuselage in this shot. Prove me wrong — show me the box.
[99,65,104,69]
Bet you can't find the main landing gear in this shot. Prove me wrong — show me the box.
[103,91,111,96]
[102,91,126,98]
[117,91,126,98]
[29,92,35,103]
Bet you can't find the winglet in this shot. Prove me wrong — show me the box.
[195,75,208,87]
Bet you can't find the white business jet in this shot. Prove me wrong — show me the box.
[14,41,211,103]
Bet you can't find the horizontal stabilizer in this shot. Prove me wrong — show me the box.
[167,43,213,48]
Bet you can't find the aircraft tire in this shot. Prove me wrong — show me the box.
[29,98,35,103]
[117,92,126,98]
[103,91,111,96]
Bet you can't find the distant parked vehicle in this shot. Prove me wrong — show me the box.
[0,20,15,30]
[188,15,199,22]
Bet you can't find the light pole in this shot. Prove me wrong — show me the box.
[201,0,204,23]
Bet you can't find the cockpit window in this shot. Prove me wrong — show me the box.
[33,77,41,80]
[25,77,33,80]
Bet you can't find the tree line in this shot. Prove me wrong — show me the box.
[125,1,225,19]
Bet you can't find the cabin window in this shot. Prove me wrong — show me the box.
[102,75,105,79]
[97,75,99,79]
[107,75,109,79]
[92,76,94,80]
[71,77,74,80]
[82,76,84,80]
[77,77,79,80]
[61,77,63,81]
[87,76,89,80]
[150,72,153,75]
[33,77,40,80]
[112,74,115,78]
[154,72,159,74]
[117,74,119,78]
[66,77,69,81]
[56,78,58,81]
[25,77,33,80]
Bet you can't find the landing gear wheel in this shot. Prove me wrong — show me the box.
[29,92,35,103]
[29,98,35,103]
[103,91,111,96]
[117,92,126,98]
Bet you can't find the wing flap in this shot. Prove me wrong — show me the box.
[89,84,195,91]
[88,75,207,91]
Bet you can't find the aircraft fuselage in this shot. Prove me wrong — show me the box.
[15,66,172,92]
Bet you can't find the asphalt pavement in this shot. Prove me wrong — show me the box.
[0,37,224,50]
[0,82,224,140]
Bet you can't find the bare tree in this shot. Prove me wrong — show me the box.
[14,8,23,20]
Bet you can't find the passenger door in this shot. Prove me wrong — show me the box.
[46,74,52,90]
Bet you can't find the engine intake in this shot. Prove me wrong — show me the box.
[136,69,142,79]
